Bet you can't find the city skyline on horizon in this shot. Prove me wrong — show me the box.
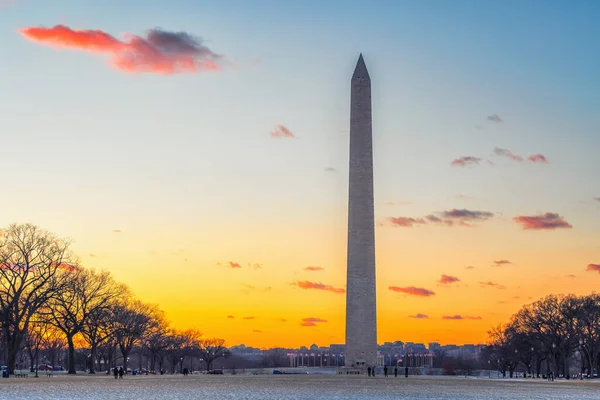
[1,0,599,349]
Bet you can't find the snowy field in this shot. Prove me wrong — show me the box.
[1,374,598,399]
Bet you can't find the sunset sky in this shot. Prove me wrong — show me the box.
[1,0,599,349]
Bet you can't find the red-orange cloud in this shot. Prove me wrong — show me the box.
[387,216,426,227]
[228,261,242,269]
[227,315,235,319]
[389,286,435,297]
[439,274,460,284]
[294,281,345,294]
[19,25,223,74]
[304,266,324,272]
[300,317,327,327]
[586,264,600,273]
[513,213,572,230]
[271,124,295,138]
[493,260,511,266]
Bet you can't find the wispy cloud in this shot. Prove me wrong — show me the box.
[493,147,524,162]
[479,281,506,289]
[438,274,460,285]
[566,274,576,278]
[227,315,235,319]
[528,154,549,163]
[242,316,255,320]
[253,330,262,333]
[493,260,512,266]
[513,213,572,230]
[443,315,482,320]
[487,114,502,123]
[386,201,413,206]
[409,313,429,319]
[270,124,295,138]
[304,266,324,272]
[300,317,327,327]
[294,280,345,294]
[386,209,494,228]
[389,286,435,297]
[386,216,426,228]
[455,194,473,200]
[451,156,481,167]
[248,263,262,270]
[593,197,600,202]
[324,167,336,172]
[19,25,223,74]
[586,264,600,273]
[465,266,475,270]
[112,229,121,233]
[228,261,242,269]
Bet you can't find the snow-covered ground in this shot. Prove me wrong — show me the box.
[1,374,598,399]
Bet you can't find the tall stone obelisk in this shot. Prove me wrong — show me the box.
[344,54,377,368]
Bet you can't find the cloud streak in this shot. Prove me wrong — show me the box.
[493,260,512,266]
[389,286,435,297]
[19,25,223,74]
[304,266,324,272]
[528,154,548,163]
[228,261,242,269]
[493,147,524,162]
[513,213,572,230]
[300,317,327,327]
[294,280,345,294]
[409,313,429,319]
[451,156,481,167]
[387,216,426,228]
[387,209,494,228]
[479,281,506,289]
[487,114,502,123]
[270,124,295,138]
[442,315,482,320]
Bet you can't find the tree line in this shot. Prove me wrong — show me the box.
[0,223,228,375]
[482,293,600,378]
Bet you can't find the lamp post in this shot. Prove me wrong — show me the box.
[579,339,584,380]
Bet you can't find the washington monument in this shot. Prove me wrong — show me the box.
[344,54,377,368]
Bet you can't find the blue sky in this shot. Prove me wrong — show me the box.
[1,0,599,346]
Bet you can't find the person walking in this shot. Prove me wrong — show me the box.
[384,366,388,377]
[113,367,118,380]
[394,366,398,377]
[367,366,371,377]
[118,366,124,379]
[405,366,409,378]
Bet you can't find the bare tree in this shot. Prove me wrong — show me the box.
[46,268,122,374]
[0,223,73,374]
[113,300,156,373]
[143,309,169,373]
[198,338,228,372]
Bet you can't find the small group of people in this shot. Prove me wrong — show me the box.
[113,366,125,379]
[367,366,409,378]
[182,367,190,376]
[547,371,555,381]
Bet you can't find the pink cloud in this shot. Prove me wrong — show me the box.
[439,274,460,284]
[304,266,324,272]
[389,286,435,297]
[294,280,345,294]
[442,315,482,320]
[409,313,429,319]
[387,216,426,227]
[586,264,600,273]
[493,260,512,266]
[300,317,327,327]
[19,25,223,74]
[451,156,481,167]
[528,154,549,163]
[271,124,295,138]
[513,213,572,230]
